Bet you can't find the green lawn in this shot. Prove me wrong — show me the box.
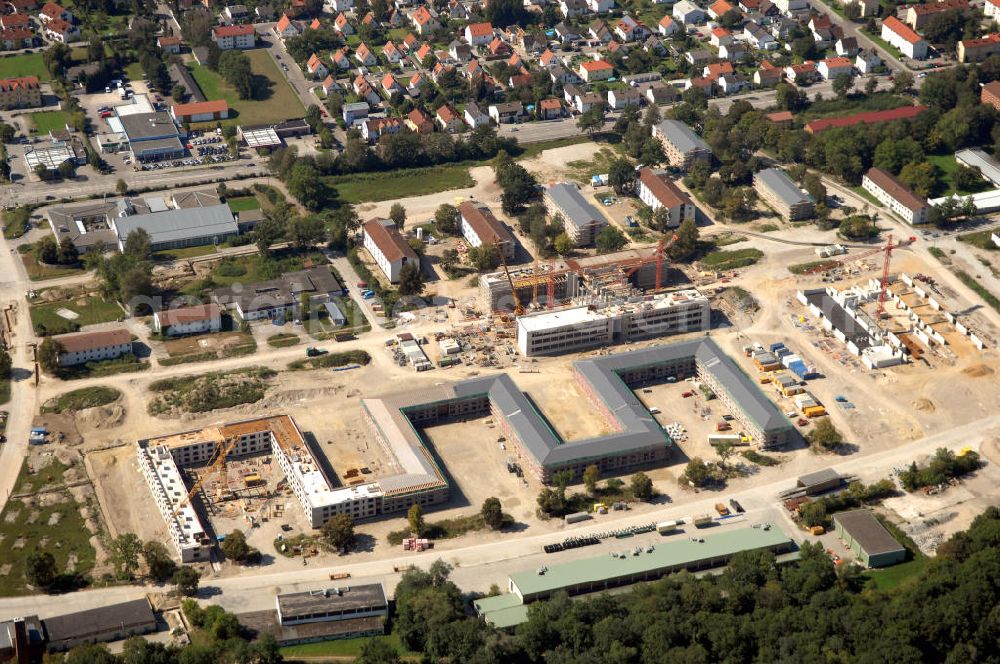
[152,244,220,261]
[205,250,327,288]
[700,248,764,271]
[188,50,305,128]
[41,386,121,413]
[0,52,49,80]
[227,195,261,212]
[926,153,990,197]
[329,164,475,203]
[31,111,72,135]
[267,332,300,348]
[850,185,884,207]
[957,229,999,250]
[123,62,144,84]
[30,296,123,336]
[0,459,97,596]
[799,94,912,122]
[280,633,417,659]
[20,253,85,281]
[863,558,929,591]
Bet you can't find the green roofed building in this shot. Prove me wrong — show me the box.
[833,509,906,568]
[475,526,798,627]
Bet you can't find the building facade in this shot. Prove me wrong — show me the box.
[152,302,223,336]
[459,201,515,260]
[544,182,607,247]
[653,119,712,169]
[637,168,695,228]
[754,167,814,220]
[862,167,929,225]
[362,217,419,283]
[52,328,132,366]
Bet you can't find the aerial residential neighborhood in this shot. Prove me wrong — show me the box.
[0,0,998,661]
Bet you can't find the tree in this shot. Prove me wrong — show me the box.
[171,83,186,101]
[864,76,878,96]
[253,215,284,254]
[218,50,254,99]
[322,513,356,551]
[111,533,143,580]
[803,173,827,203]
[583,464,600,495]
[481,497,504,529]
[389,202,407,229]
[892,70,914,94]
[0,348,10,378]
[716,441,736,467]
[398,262,424,296]
[596,225,627,254]
[467,243,501,271]
[220,529,260,564]
[954,164,984,192]
[630,472,653,501]
[57,160,75,179]
[832,73,853,99]
[116,178,128,195]
[25,550,57,588]
[38,338,63,373]
[844,1,861,20]
[287,162,335,211]
[286,214,326,248]
[358,637,401,664]
[408,504,425,535]
[172,566,201,597]
[683,457,710,487]
[434,203,459,235]
[900,161,937,198]
[58,237,78,265]
[64,644,117,664]
[809,417,843,452]
[34,235,59,265]
[143,541,176,582]
[553,232,573,255]
[440,248,460,275]
[668,218,700,261]
[608,158,635,195]
[577,105,605,135]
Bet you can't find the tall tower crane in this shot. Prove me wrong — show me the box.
[170,434,240,520]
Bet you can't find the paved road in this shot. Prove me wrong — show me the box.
[811,0,906,73]
[0,411,994,619]
[496,116,617,143]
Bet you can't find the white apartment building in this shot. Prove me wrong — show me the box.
[862,167,930,225]
[362,217,419,283]
[516,289,711,356]
[52,328,132,367]
[152,303,222,337]
[458,201,515,260]
[212,24,256,50]
[637,168,696,228]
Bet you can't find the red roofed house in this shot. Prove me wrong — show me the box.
[0,27,33,50]
[982,80,1000,111]
[170,99,230,123]
[322,75,338,95]
[458,201,515,260]
[415,42,433,63]
[862,167,929,225]
[488,36,511,56]
[43,17,78,42]
[152,303,222,337]
[804,105,927,134]
[637,168,695,228]
[409,5,439,35]
[402,33,418,51]
[0,76,40,109]
[704,61,734,80]
[659,15,680,36]
[881,16,927,59]
[958,33,1000,63]
[436,104,464,133]
[0,13,29,29]
[39,2,71,23]
[817,57,853,80]
[579,59,613,82]
[381,72,402,95]
[331,48,350,69]
[212,24,255,50]
[308,18,321,30]
[5,0,38,13]
[157,35,182,53]
[905,0,970,29]
[710,26,733,47]
[988,0,1000,18]
[784,61,817,82]
[306,53,328,78]
[355,42,377,66]
[382,40,401,63]
[273,14,302,39]
[465,21,493,45]
[539,97,563,120]
[362,218,418,283]
[405,108,433,134]
[334,13,354,34]
[754,61,783,87]
[52,328,133,367]
[708,0,737,19]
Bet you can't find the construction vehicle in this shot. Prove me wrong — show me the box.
[306,347,328,357]
[715,503,731,516]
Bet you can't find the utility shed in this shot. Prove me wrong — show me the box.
[833,509,906,568]
[796,468,844,495]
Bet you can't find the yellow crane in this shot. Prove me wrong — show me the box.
[496,243,524,316]
[170,435,240,520]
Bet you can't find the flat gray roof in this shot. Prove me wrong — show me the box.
[277,584,387,620]
[956,147,1000,186]
[756,168,812,207]
[797,468,841,488]
[120,112,181,141]
[546,182,603,232]
[114,203,237,246]
[655,119,710,154]
[834,509,906,556]
[43,599,155,643]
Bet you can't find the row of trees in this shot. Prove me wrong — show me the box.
[538,468,655,517]
[899,447,981,491]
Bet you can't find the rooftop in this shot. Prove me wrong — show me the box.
[655,119,710,154]
[834,509,906,556]
[43,599,155,644]
[864,167,928,212]
[545,182,603,232]
[458,201,513,246]
[113,204,237,247]
[755,168,812,207]
[277,584,387,620]
[363,218,418,263]
[53,328,130,353]
[804,105,927,133]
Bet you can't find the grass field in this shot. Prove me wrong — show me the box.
[267,332,300,348]
[863,558,929,591]
[42,386,121,413]
[957,229,999,250]
[151,245,219,261]
[30,296,123,335]
[329,164,475,203]
[280,633,417,659]
[30,111,72,135]
[188,50,305,128]
[227,195,261,212]
[205,251,327,288]
[925,153,991,197]
[0,52,48,80]
[20,253,85,281]
[700,248,764,271]
[123,62,144,83]
[0,459,96,596]
[799,94,911,122]
[850,185,884,207]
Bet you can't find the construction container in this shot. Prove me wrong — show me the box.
[715,503,730,516]
[565,512,591,524]
[809,525,825,536]
[708,434,742,446]
[769,342,786,353]
[656,520,680,534]
[693,514,714,527]
[803,405,827,417]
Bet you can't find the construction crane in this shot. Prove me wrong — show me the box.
[620,234,680,291]
[496,243,524,316]
[802,234,916,317]
[170,435,240,520]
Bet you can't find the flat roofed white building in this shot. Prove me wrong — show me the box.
[516,289,711,356]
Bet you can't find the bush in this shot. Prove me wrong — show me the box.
[898,448,981,491]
